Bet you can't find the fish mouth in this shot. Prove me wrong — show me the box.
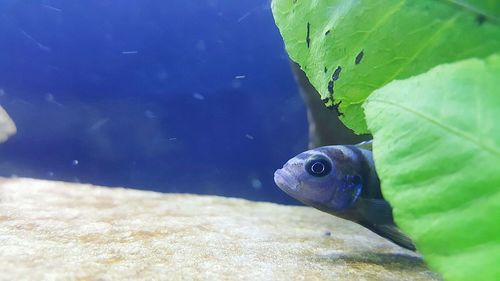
[274,169,300,193]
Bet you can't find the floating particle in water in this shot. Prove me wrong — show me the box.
[19,29,51,52]
[47,171,55,177]
[72,160,79,166]
[238,10,253,23]
[237,5,261,23]
[144,110,156,119]
[45,93,55,102]
[245,134,255,140]
[196,40,206,52]
[121,50,139,55]
[235,75,246,79]
[251,178,263,190]
[42,4,62,12]
[44,93,64,107]
[192,92,205,100]
[323,230,332,237]
[168,137,177,141]
[90,118,109,131]
[0,89,5,96]
[157,70,169,80]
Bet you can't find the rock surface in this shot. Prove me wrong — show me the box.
[0,178,439,280]
[0,106,16,143]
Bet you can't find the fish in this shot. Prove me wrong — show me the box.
[274,141,416,251]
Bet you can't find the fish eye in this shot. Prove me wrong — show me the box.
[305,155,332,177]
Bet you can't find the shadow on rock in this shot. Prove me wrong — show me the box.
[318,251,431,272]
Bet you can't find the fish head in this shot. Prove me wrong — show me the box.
[274,146,364,212]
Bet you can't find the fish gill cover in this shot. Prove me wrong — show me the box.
[271,0,500,280]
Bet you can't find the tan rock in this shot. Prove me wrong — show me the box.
[0,178,439,280]
[0,106,16,143]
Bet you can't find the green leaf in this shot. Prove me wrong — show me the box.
[364,54,500,281]
[272,0,500,133]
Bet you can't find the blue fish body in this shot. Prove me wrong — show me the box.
[274,144,416,251]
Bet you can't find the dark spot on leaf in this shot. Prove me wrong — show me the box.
[324,67,328,73]
[476,14,486,25]
[324,30,331,36]
[306,22,311,48]
[355,50,364,65]
[327,100,343,117]
[327,80,334,94]
[332,66,342,81]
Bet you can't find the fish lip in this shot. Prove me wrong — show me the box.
[274,168,300,193]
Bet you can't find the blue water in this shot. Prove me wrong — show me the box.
[0,0,308,204]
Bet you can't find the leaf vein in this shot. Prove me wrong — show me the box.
[382,15,459,86]
[367,99,500,156]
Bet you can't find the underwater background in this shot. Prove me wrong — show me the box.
[0,0,308,204]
